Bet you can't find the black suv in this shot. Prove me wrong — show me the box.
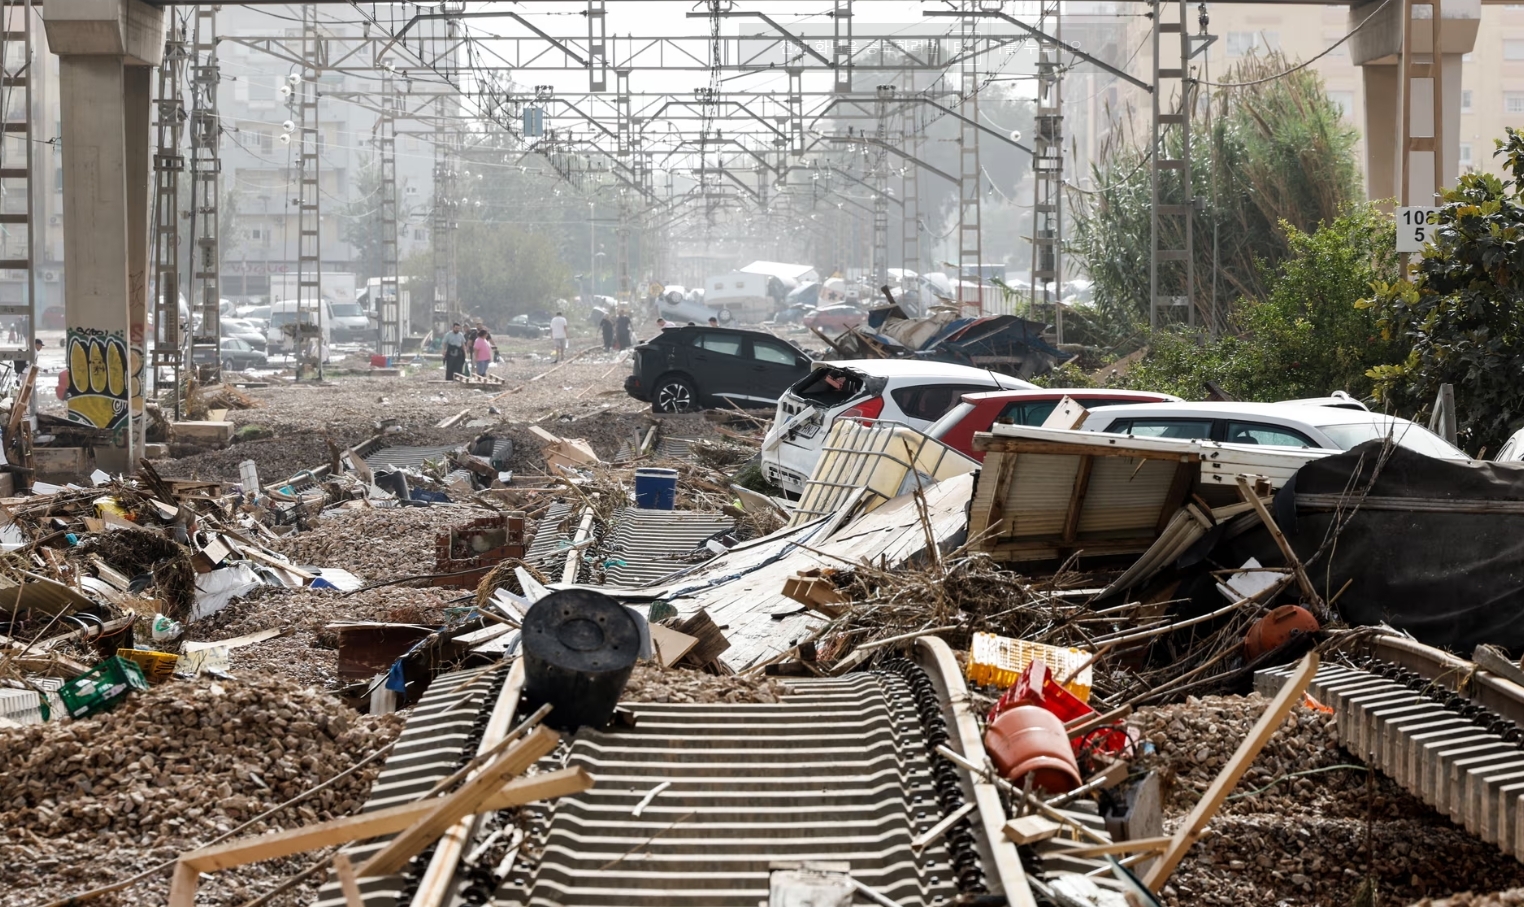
[625,326,812,413]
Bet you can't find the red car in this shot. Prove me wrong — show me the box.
[802,304,866,333]
[928,388,1181,461]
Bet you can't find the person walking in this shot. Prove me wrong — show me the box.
[551,310,570,361]
[442,322,466,382]
[615,309,633,350]
[472,329,493,377]
[598,311,614,351]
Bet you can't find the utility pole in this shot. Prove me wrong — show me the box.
[150,23,187,406]
[1030,0,1063,336]
[294,3,323,379]
[957,0,984,315]
[376,70,400,361]
[1149,0,1194,329]
[431,2,462,337]
[188,7,221,381]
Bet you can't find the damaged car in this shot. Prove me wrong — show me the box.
[761,359,1035,496]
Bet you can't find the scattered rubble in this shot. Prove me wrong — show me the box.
[0,675,402,907]
[620,663,792,704]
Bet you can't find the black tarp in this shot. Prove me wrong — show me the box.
[1218,441,1524,652]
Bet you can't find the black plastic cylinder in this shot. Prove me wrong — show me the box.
[520,589,641,731]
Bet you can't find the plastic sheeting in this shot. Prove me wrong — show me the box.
[1228,441,1524,652]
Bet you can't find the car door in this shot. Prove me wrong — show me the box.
[688,331,747,400]
[745,337,809,403]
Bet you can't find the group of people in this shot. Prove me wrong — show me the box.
[441,323,496,381]
[597,310,635,353]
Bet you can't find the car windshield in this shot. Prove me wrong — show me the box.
[331,303,363,318]
[1319,419,1468,459]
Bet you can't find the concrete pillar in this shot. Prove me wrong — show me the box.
[1350,0,1479,206]
[42,0,163,471]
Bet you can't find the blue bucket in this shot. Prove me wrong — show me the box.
[633,467,678,510]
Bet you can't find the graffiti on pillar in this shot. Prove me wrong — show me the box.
[64,327,131,430]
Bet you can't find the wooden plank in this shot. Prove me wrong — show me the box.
[1003,814,1063,845]
[1060,455,1093,544]
[179,768,591,873]
[1040,396,1090,431]
[332,853,364,907]
[1050,835,1172,858]
[1142,652,1319,892]
[358,726,561,877]
[1235,476,1323,608]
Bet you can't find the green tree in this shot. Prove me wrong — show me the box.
[1365,128,1524,453]
[1121,205,1403,401]
[402,222,572,326]
[1068,53,1363,344]
[340,158,387,282]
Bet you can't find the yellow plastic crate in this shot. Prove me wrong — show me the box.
[965,632,1093,702]
[117,648,179,685]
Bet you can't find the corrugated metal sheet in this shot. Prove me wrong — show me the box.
[654,437,697,461]
[599,508,735,586]
[525,501,574,569]
[364,444,463,470]
[1004,454,1080,538]
[1074,457,1177,535]
[584,474,974,671]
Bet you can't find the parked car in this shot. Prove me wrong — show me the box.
[236,304,271,329]
[328,301,371,343]
[928,388,1181,461]
[193,337,267,371]
[625,325,811,414]
[762,360,1036,496]
[221,317,267,352]
[266,299,333,355]
[803,303,866,333]
[1079,401,1469,460]
[657,288,733,326]
[501,313,546,339]
[41,306,65,330]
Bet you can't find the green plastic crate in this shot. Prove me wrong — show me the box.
[59,656,150,719]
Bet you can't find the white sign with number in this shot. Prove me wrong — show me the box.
[1396,206,1440,252]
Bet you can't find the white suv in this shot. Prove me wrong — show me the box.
[1079,401,1469,460]
[761,360,1035,496]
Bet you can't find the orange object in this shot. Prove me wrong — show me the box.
[1302,692,1335,714]
[1244,605,1320,660]
[983,703,1083,794]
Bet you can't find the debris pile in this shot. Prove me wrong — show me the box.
[621,662,791,704]
[0,675,401,905]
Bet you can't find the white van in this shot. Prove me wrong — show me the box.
[267,299,334,355]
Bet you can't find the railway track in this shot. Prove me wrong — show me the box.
[1257,634,1524,865]
[311,638,1030,907]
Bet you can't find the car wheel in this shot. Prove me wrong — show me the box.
[718,308,734,324]
[653,375,697,413]
[222,358,234,371]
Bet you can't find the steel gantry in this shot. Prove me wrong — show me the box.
[375,69,401,361]
[150,22,187,395]
[187,6,221,380]
[0,0,36,372]
[293,3,324,378]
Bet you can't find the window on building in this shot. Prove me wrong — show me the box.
[1507,39,1524,60]
[249,228,263,240]
[1226,31,1280,57]
[414,228,426,240]
[248,79,275,103]
[1507,92,1524,114]
[53,169,61,192]
[255,129,273,153]
[1324,32,1347,56]
[1461,143,1474,168]
[1463,89,1474,112]
[1327,91,1354,119]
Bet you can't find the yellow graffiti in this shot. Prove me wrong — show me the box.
[65,331,132,430]
[106,342,125,396]
[69,342,86,393]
